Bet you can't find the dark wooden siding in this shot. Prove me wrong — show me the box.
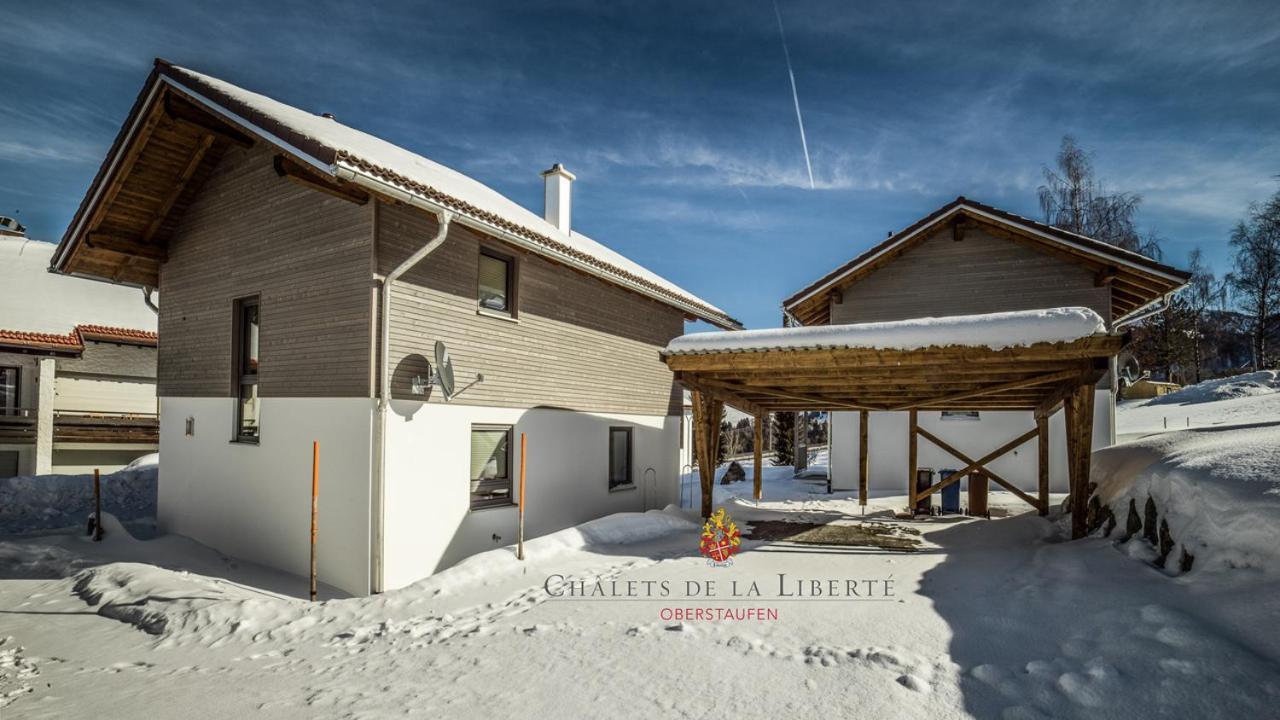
[377,201,684,416]
[157,145,374,397]
[830,226,1111,326]
[57,342,156,380]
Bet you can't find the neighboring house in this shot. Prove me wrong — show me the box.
[49,60,738,596]
[781,197,1189,497]
[0,220,158,477]
[1121,378,1181,400]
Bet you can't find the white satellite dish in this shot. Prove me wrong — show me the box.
[434,340,456,400]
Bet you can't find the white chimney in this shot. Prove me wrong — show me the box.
[541,163,576,234]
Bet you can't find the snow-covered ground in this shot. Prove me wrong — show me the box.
[1116,370,1280,440]
[2,375,1279,718]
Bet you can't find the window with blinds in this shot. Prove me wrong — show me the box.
[478,250,512,314]
[470,424,513,509]
[0,367,18,416]
[609,426,633,490]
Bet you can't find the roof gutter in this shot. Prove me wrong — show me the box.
[371,207,452,594]
[334,164,742,330]
[1113,292,1173,330]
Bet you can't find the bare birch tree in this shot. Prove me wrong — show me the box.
[1227,191,1280,369]
[1038,136,1162,259]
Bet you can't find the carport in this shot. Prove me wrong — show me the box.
[661,308,1124,539]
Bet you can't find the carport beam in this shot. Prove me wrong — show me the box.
[1037,415,1049,516]
[908,409,918,512]
[858,410,869,506]
[753,411,764,500]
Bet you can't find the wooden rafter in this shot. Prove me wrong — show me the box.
[273,154,370,205]
[141,132,215,242]
[888,368,1081,411]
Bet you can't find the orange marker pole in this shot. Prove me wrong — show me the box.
[517,432,527,561]
[309,441,319,601]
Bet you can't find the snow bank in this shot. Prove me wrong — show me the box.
[1092,421,1280,575]
[0,464,157,535]
[67,507,697,645]
[1144,370,1279,406]
[664,307,1106,354]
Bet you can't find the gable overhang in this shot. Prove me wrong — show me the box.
[53,61,741,330]
[782,198,1192,327]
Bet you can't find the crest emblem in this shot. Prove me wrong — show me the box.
[699,508,741,566]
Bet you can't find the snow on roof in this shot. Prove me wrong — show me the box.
[0,237,157,337]
[159,63,738,329]
[663,307,1108,355]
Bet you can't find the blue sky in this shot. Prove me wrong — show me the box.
[2,0,1278,329]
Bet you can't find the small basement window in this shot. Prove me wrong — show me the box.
[477,248,516,315]
[609,426,633,490]
[941,411,980,422]
[233,297,261,442]
[471,425,513,509]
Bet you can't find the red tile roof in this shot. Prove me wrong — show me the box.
[0,329,82,353]
[76,324,159,346]
[0,325,157,354]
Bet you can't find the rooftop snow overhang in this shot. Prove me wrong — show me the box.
[662,308,1124,416]
[51,60,741,330]
[781,197,1192,327]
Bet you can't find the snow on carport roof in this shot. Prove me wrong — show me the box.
[154,62,739,329]
[663,307,1107,355]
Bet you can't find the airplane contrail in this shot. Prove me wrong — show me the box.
[773,0,814,189]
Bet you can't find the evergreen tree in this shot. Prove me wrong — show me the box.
[771,412,794,466]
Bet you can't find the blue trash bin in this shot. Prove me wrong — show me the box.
[939,469,961,514]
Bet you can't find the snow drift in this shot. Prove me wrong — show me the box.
[1092,422,1280,575]
[0,458,157,535]
[68,507,697,646]
[1143,370,1279,406]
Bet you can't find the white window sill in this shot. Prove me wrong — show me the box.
[609,483,636,493]
[476,308,519,324]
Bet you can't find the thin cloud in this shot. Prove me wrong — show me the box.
[772,0,814,190]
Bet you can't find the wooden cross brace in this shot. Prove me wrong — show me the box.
[913,426,1044,511]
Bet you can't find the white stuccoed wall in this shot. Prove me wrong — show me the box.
[829,389,1114,497]
[158,397,374,596]
[381,402,679,591]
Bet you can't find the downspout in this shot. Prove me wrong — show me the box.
[371,209,452,593]
[142,286,159,314]
[1114,291,1172,330]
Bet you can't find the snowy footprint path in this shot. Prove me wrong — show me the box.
[924,519,1280,719]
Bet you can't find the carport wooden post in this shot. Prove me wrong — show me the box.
[858,410,869,506]
[1036,415,1049,516]
[690,390,724,519]
[907,409,918,512]
[1063,382,1096,539]
[752,412,764,500]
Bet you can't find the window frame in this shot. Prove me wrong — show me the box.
[608,426,634,491]
[476,245,518,318]
[232,296,261,444]
[0,365,19,417]
[470,424,515,511]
